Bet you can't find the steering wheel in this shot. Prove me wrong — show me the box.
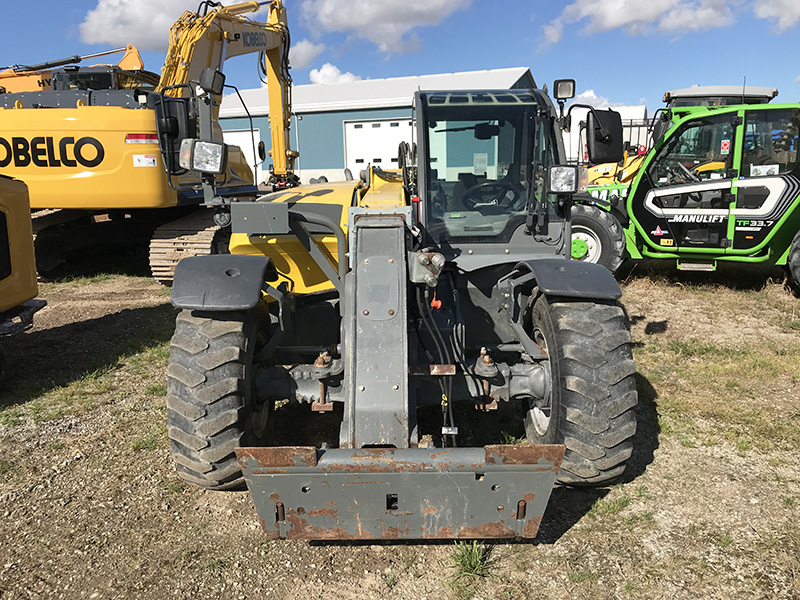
[672,162,701,183]
[461,181,521,209]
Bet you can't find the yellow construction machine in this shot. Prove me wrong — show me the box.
[0,45,155,94]
[0,175,46,383]
[0,1,294,283]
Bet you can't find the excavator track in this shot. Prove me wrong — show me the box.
[149,210,222,285]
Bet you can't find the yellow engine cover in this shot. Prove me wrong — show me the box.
[0,105,178,210]
[230,170,407,296]
[0,176,37,313]
[0,104,254,210]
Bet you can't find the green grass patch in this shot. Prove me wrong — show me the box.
[567,569,599,583]
[633,335,800,451]
[499,431,527,445]
[588,494,631,519]
[451,540,494,580]
[145,383,167,396]
[131,423,167,451]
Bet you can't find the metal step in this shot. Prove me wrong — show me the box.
[677,260,716,272]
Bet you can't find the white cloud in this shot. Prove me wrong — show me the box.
[290,39,326,69]
[309,63,361,84]
[755,0,800,31]
[80,0,195,51]
[541,0,738,47]
[571,89,616,109]
[300,0,472,53]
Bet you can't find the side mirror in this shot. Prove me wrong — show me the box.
[258,140,266,161]
[475,123,500,140]
[587,109,623,164]
[199,68,225,96]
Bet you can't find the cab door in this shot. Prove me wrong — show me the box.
[729,107,800,253]
[630,111,739,253]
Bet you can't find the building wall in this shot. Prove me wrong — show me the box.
[220,107,412,184]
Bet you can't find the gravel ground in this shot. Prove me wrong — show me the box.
[0,263,798,599]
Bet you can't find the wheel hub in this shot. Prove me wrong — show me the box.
[571,238,589,259]
[571,226,603,263]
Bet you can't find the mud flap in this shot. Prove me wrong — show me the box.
[236,444,564,540]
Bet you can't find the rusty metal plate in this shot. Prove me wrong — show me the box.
[236,445,565,540]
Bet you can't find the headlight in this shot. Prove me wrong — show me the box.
[179,139,228,174]
[547,165,578,194]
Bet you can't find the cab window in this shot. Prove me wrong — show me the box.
[741,109,800,177]
[647,113,735,187]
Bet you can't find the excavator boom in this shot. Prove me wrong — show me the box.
[157,1,295,176]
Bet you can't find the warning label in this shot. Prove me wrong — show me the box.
[133,154,158,168]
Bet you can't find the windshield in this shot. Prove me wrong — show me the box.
[422,91,557,242]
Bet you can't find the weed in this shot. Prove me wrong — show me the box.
[567,569,599,583]
[131,424,167,451]
[717,534,734,548]
[145,383,167,396]
[783,496,796,508]
[0,459,19,480]
[383,573,398,589]
[499,431,527,445]
[165,479,184,494]
[588,495,631,519]
[451,540,494,580]
[199,558,227,572]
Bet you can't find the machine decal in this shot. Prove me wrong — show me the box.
[0,136,104,168]
[660,238,674,246]
[668,214,726,224]
[642,182,729,220]
[243,31,268,48]
[731,175,800,221]
[735,219,774,230]
[133,154,158,167]
[651,226,668,236]
[720,139,730,155]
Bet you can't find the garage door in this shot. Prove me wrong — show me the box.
[222,129,262,183]
[344,119,413,176]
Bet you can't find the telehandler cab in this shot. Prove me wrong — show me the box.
[165,74,638,540]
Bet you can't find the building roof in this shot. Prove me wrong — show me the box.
[220,67,534,118]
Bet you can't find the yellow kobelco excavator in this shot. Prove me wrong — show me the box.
[0,1,295,283]
[0,45,155,94]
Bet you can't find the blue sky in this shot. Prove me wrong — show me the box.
[2,1,800,113]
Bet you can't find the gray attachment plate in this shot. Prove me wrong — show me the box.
[236,445,565,540]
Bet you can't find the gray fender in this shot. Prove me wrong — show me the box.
[171,254,271,311]
[519,258,621,301]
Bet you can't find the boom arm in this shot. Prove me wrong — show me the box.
[157,1,295,177]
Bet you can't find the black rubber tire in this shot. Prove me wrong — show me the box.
[166,309,271,490]
[786,231,800,296]
[571,204,626,274]
[525,295,638,485]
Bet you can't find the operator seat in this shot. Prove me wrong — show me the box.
[450,172,480,211]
